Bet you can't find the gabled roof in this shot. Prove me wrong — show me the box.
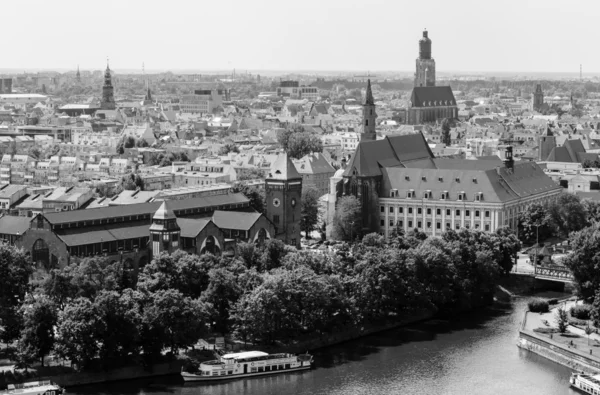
[177,218,211,238]
[212,210,261,231]
[0,215,30,235]
[410,86,456,108]
[546,139,587,163]
[343,133,434,178]
[267,153,301,180]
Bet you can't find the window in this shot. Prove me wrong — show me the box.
[465,210,470,217]
[399,207,403,213]
[441,192,447,199]
[389,219,394,227]
[446,209,451,215]
[418,208,422,214]
[380,206,384,213]
[427,208,432,215]
[389,207,394,213]
[381,219,385,226]
[475,210,480,217]
[438,177,443,182]
[436,222,441,229]
[273,215,280,225]
[485,210,490,218]
[408,207,413,214]
[455,223,460,230]
[485,224,490,231]
[422,176,427,181]
[427,222,431,229]
[475,224,480,230]
[152,233,159,242]
[455,177,460,182]
[407,190,414,198]
[398,220,403,227]
[446,222,451,229]
[456,209,461,216]
[437,208,441,215]
[408,220,413,228]
[417,221,422,228]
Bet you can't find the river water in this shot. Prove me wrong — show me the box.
[70,295,578,395]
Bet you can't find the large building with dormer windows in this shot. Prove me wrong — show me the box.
[327,100,562,238]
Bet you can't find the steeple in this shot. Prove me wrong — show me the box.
[101,59,116,110]
[76,65,81,82]
[149,200,180,256]
[361,79,377,141]
[364,79,375,106]
[415,29,436,87]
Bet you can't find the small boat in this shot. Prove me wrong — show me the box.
[570,372,600,394]
[0,380,64,395]
[181,350,313,382]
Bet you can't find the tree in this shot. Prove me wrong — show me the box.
[332,195,362,241]
[123,136,136,149]
[518,203,553,244]
[300,187,320,237]
[546,194,587,238]
[141,289,208,354]
[17,296,58,366]
[238,185,265,214]
[556,307,568,333]
[0,246,33,344]
[277,128,323,159]
[201,268,241,335]
[441,118,452,146]
[121,173,144,191]
[586,324,594,346]
[218,144,239,156]
[491,227,521,275]
[237,168,264,181]
[563,225,600,301]
[135,139,149,148]
[54,298,101,369]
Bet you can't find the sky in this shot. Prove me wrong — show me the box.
[2,0,598,74]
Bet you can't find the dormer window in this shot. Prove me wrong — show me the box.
[407,189,415,198]
[422,176,427,181]
[441,191,448,200]
[390,189,398,198]
[405,176,410,181]
[458,192,466,201]
[476,192,483,201]
[438,177,443,182]
[473,178,477,183]
[424,190,432,199]
[455,178,460,183]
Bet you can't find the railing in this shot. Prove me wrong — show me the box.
[534,265,574,281]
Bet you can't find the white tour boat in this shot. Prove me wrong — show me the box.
[181,350,313,382]
[0,380,64,395]
[570,372,600,394]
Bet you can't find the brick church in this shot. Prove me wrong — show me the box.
[405,30,458,125]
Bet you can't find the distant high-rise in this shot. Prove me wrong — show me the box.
[414,30,436,87]
[101,62,116,110]
[533,84,544,112]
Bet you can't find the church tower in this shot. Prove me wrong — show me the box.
[361,79,377,141]
[533,83,544,112]
[101,61,116,110]
[76,65,81,83]
[149,201,180,257]
[265,153,302,248]
[414,30,436,87]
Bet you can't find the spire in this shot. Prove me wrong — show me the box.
[364,79,374,106]
[153,200,176,220]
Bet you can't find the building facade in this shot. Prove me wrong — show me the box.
[180,90,228,114]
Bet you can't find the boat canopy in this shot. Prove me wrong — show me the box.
[222,351,269,360]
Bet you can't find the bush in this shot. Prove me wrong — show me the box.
[533,327,560,334]
[528,298,549,313]
[548,298,559,305]
[12,371,22,383]
[560,332,580,338]
[3,371,14,385]
[570,304,592,320]
[569,317,588,327]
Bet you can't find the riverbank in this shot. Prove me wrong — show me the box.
[518,300,600,374]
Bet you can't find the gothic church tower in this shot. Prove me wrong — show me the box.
[101,61,116,110]
[414,30,436,87]
[361,79,377,141]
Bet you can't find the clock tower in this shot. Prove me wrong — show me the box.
[265,153,302,248]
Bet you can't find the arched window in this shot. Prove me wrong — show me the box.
[32,238,49,269]
[201,236,221,256]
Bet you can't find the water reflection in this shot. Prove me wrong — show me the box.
[69,298,579,395]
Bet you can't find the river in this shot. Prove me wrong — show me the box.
[69,294,578,395]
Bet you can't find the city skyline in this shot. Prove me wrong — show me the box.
[3,0,599,74]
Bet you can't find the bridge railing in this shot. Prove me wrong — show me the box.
[534,265,574,280]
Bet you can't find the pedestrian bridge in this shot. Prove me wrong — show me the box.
[534,265,574,283]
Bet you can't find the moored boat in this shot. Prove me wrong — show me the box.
[181,350,313,382]
[570,372,600,394]
[0,380,64,395]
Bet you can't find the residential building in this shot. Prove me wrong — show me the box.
[180,89,228,114]
[293,153,335,196]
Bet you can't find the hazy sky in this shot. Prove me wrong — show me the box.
[3,0,597,73]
